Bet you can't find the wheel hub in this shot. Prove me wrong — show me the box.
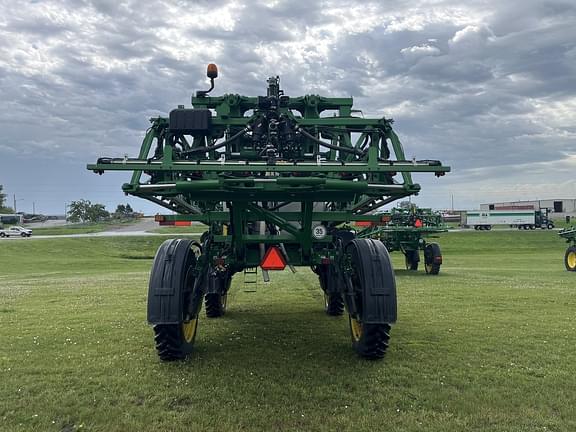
[182,318,198,343]
[568,251,576,269]
[350,317,363,342]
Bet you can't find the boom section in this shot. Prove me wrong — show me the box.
[88,77,449,219]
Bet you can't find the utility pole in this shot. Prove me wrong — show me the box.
[32,201,36,214]
[13,194,16,213]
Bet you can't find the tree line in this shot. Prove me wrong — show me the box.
[1,184,136,222]
[67,200,136,223]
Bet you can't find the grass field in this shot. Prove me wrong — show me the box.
[29,220,137,236]
[0,231,574,431]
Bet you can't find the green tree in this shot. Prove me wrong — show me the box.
[67,199,109,223]
[0,185,15,214]
[114,203,135,218]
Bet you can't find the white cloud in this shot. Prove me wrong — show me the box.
[1,0,575,214]
[401,44,442,60]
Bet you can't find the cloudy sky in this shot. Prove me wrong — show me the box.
[1,0,575,215]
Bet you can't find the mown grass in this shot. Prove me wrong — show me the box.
[0,231,574,431]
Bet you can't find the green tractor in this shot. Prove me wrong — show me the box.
[88,65,450,360]
[357,207,447,275]
[559,227,576,271]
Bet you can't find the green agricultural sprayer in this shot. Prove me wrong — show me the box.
[559,227,576,271]
[88,65,450,360]
[357,207,447,275]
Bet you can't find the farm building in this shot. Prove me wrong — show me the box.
[480,199,576,220]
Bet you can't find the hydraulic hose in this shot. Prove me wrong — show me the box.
[295,126,365,157]
[182,127,250,154]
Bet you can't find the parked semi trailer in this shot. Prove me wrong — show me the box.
[464,209,554,230]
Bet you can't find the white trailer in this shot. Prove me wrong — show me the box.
[464,210,536,230]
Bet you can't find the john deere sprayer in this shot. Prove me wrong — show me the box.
[357,207,447,274]
[88,65,450,360]
[559,227,576,271]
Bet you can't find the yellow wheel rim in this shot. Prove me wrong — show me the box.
[568,251,576,270]
[182,318,198,343]
[350,317,363,342]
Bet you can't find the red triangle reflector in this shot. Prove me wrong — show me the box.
[260,246,286,271]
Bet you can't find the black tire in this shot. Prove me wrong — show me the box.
[424,243,442,275]
[349,317,391,359]
[148,239,201,361]
[21,232,26,237]
[318,265,344,316]
[205,293,227,318]
[346,239,396,359]
[317,265,328,292]
[205,274,231,318]
[153,322,198,361]
[565,246,576,272]
[0,232,5,238]
[547,223,554,230]
[324,292,344,316]
[405,249,419,271]
[529,225,536,230]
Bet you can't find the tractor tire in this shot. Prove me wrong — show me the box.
[317,265,328,292]
[565,246,576,272]
[153,322,198,361]
[318,265,344,316]
[405,249,419,271]
[346,239,396,359]
[148,239,201,361]
[529,225,536,230]
[205,293,227,318]
[424,243,442,275]
[324,292,344,316]
[349,317,391,359]
[205,275,231,318]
